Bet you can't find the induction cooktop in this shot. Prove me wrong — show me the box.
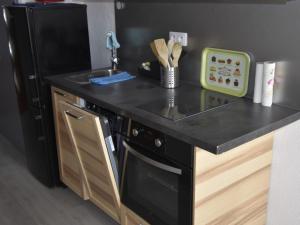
[138,87,239,121]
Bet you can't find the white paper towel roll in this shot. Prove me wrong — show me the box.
[262,61,276,107]
[253,63,264,103]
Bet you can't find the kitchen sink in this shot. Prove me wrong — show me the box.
[65,69,122,85]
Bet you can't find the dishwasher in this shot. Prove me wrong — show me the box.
[85,101,129,188]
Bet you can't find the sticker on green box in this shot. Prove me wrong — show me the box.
[200,48,251,97]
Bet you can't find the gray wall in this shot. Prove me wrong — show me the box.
[115,2,300,224]
[86,1,115,69]
[116,0,300,110]
[68,1,115,69]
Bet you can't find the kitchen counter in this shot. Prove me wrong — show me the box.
[45,71,300,154]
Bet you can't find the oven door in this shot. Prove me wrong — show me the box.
[121,140,192,225]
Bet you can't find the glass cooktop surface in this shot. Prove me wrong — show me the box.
[138,86,239,121]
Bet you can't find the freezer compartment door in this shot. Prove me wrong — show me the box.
[27,4,91,77]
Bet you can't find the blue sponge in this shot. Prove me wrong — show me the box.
[89,72,135,86]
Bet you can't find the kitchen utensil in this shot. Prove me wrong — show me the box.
[153,39,169,68]
[172,42,183,67]
[160,66,179,88]
[200,48,251,97]
[167,39,174,67]
[150,42,168,68]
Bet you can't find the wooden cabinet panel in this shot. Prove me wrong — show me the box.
[51,87,88,199]
[60,101,121,223]
[52,87,79,104]
[121,205,150,225]
[51,86,275,225]
[193,133,274,225]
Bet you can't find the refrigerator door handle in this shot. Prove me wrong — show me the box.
[32,97,40,103]
[34,115,42,120]
[37,136,46,141]
[28,75,37,80]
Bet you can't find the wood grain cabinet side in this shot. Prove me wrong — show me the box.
[193,133,274,225]
[51,87,88,199]
[59,101,121,223]
[121,205,150,225]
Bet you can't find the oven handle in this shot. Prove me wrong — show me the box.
[123,141,182,175]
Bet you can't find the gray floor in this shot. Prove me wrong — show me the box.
[0,134,118,225]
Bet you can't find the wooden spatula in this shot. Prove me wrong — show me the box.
[154,39,169,68]
[167,39,174,67]
[150,42,168,68]
[172,42,183,67]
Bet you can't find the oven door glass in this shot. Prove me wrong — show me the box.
[121,141,192,225]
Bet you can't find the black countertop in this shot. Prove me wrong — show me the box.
[45,71,300,154]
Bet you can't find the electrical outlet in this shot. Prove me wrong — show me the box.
[169,31,188,46]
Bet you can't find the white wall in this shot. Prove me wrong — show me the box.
[68,1,115,69]
[267,120,300,225]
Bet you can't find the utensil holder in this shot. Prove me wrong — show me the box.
[160,66,179,89]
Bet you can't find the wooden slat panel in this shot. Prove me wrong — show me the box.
[61,150,81,173]
[60,101,121,223]
[52,87,78,104]
[193,133,274,225]
[121,205,150,225]
[61,164,82,195]
[207,190,268,225]
[79,150,107,178]
[51,87,88,200]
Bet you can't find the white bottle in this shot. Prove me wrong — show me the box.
[262,61,276,107]
[253,63,264,103]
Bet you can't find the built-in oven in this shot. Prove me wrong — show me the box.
[121,120,193,225]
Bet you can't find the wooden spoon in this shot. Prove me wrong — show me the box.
[167,39,174,67]
[150,42,168,68]
[172,42,183,67]
[154,39,169,68]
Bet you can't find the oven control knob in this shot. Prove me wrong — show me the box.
[132,128,139,137]
[154,138,162,148]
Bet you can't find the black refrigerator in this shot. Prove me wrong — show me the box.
[3,3,91,187]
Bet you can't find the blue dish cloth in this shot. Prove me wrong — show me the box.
[106,31,120,50]
[89,72,135,86]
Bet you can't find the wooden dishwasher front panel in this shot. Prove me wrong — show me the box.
[59,101,121,223]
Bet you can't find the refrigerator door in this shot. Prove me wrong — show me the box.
[22,106,54,186]
[3,6,40,108]
[3,6,59,186]
[27,4,91,78]
[0,0,25,151]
